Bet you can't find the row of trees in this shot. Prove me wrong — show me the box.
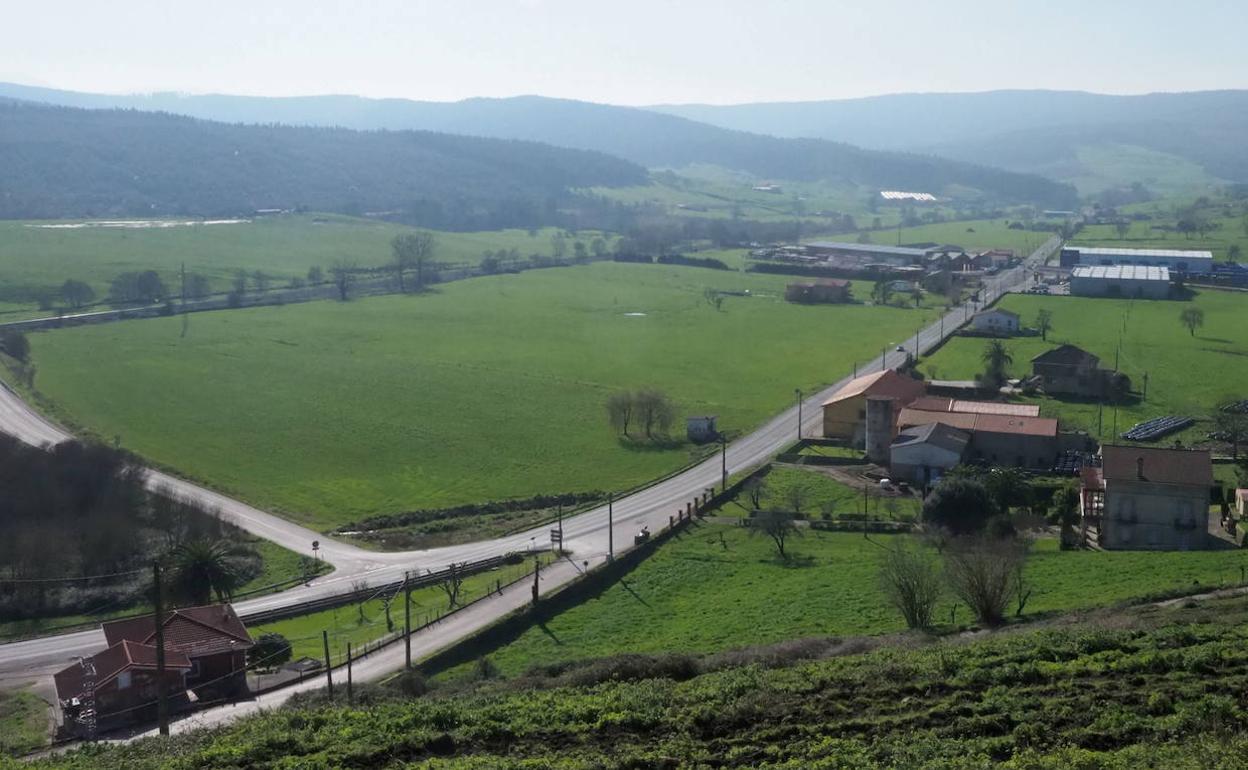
[606,389,678,439]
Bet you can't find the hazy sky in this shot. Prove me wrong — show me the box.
[2,0,1245,105]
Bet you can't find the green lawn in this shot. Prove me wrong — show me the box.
[253,556,547,664]
[721,466,921,521]
[920,289,1248,444]
[851,218,1050,256]
[0,689,47,757]
[0,214,591,319]
[22,262,940,530]
[443,522,1248,679]
[1073,215,1247,263]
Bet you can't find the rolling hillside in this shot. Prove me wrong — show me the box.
[0,83,1078,207]
[0,99,645,225]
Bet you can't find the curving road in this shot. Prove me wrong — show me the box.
[0,238,1058,700]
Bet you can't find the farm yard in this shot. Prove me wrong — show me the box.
[919,289,1248,445]
[16,261,942,532]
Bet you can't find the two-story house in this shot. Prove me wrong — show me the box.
[1082,445,1213,550]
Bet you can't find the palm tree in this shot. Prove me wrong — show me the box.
[981,340,1014,388]
[169,540,244,606]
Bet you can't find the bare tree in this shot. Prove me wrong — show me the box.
[391,232,436,292]
[1214,398,1248,461]
[330,260,356,302]
[1180,307,1205,337]
[634,388,675,439]
[1034,309,1053,341]
[252,270,271,293]
[752,509,799,560]
[307,265,324,284]
[744,476,767,510]
[350,579,371,624]
[1114,220,1131,239]
[878,543,942,629]
[783,482,809,515]
[433,563,465,610]
[943,535,1030,627]
[606,391,634,437]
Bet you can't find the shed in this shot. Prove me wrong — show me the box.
[686,416,718,443]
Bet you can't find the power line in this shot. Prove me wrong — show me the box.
[0,568,148,584]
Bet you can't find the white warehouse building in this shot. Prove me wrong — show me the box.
[1061,246,1213,275]
[1071,265,1171,299]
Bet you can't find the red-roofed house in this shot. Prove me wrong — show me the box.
[102,604,254,698]
[821,369,926,444]
[896,408,1059,470]
[54,639,192,734]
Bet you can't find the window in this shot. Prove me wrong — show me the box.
[117,671,131,689]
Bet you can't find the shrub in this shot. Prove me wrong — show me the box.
[249,632,293,669]
[923,476,997,535]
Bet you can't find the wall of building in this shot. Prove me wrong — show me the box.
[1101,480,1209,550]
[822,397,866,442]
[966,431,1057,469]
[890,445,962,484]
[1070,275,1170,299]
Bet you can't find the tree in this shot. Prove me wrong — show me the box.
[479,252,501,274]
[573,241,588,262]
[434,563,465,609]
[186,274,212,299]
[232,269,248,295]
[606,391,634,437]
[911,288,924,308]
[168,539,244,606]
[330,260,356,301]
[752,509,799,560]
[922,476,997,535]
[744,476,767,510]
[0,329,30,365]
[878,543,942,629]
[1114,220,1131,239]
[871,279,893,306]
[60,279,95,309]
[109,270,167,304]
[1034,309,1053,341]
[551,232,568,259]
[633,388,676,439]
[391,232,436,292]
[248,632,292,668]
[1228,244,1242,262]
[590,237,607,258]
[1214,398,1248,461]
[252,270,271,293]
[943,535,1030,627]
[1179,307,1205,337]
[783,481,809,515]
[307,265,324,284]
[982,468,1032,513]
[980,340,1014,388]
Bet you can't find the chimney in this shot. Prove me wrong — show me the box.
[1136,457,1145,480]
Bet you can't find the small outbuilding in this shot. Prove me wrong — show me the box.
[785,278,851,304]
[686,415,718,443]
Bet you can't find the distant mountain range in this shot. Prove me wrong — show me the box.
[0,99,644,225]
[0,82,1078,209]
[653,90,1248,194]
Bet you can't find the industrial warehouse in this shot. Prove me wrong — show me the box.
[1070,265,1172,299]
[1059,246,1214,275]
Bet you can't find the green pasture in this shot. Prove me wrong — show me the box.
[21,262,940,531]
[851,218,1051,256]
[718,466,921,521]
[0,689,47,757]
[1072,213,1248,262]
[442,521,1248,679]
[919,289,1248,443]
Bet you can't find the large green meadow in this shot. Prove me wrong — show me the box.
[920,289,1248,442]
[0,214,581,319]
[21,262,939,530]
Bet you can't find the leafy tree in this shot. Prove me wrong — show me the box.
[1228,244,1242,261]
[185,274,212,299]
[982,468,1032,513]
[252,270,271,293]
[391,232,436,292]
[573,241,588,262]
[232,269,248,295]
[590,237,607,259]
[331,260,356,302]
[551,232,568,259]
[1214,398,1248,461]
[922,476,997,535]
[1180,307,1205,337]
[110,270,167,304]
[168,540,244,606]
[307,265,324,284]
[248,632,293,668]
[0,330,31,363]
[878,543,941,629]
[871,279,893,306]
[60,279,95,309]
[634,388,676,439]
[1034,309,1053,341]
[980,340,1014,388]
[752,509,799,560]
[1114,220,1131,239]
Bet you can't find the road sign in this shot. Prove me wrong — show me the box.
[550,528,562,543]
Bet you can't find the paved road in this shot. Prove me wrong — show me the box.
[0,237,1059,700]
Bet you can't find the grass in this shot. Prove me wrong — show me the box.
[252,556,549,664]
[0,689,47,757]
[438,521,1248,680]
[720,466,921,521]
[1064,143,1226,197]
[850,218,1050,256]
[0,213,593,319]
[22,262,941,531]
[1071,197,1248,262]
[919,289,1248,445]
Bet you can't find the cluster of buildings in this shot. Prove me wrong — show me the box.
[1057,246,1215,299]
[54,603,254,736]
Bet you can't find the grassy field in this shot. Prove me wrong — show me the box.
[1073,216,1247,263]
[852,218,1050,256]
[919,289,1248,444]
[21,262,940,530]
[439,521,1248,679]
[0,689,47,757]
[252,556,548,664]
[719,466,922,521]
[0,214,590,319]
[1064,143,1226,198]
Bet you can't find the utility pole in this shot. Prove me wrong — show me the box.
[720,433,728,492]
[532,554,540,606]
[881,347,886,372]
[179,262,188,338]
[322,630,333,698]
[1143,371,1149,400]
[403,571,411,670]
[346,643,353,704]
[795,389,803,442]
[607,493,614,562]
[152,561,169,737]
[557,504,564,554]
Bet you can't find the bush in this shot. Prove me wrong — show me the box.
[0,330,30,363]
[922,477,997,535]
[248,632,293,669]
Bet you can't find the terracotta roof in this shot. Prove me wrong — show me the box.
[1031,344,1100,367]
[822,369,925,407]
[906,396,1040,417]
[897,409,1057,437]
[1101,445,1213,487]
[103,604,253,659]
[54,640,191,702]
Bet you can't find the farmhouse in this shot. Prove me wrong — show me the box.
[1081,445,1214,550]
[1070,265,1171,299]
[970,308,1020,336]
[784,278,851,304]
[1060,246,1213,275]
[55,640,194,735]
[895,407,1059,469]
[889,421,970,485]
[821,369,926,445]
[101,603,254,698]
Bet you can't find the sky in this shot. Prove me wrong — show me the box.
[2,0,1246,106]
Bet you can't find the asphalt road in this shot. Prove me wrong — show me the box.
[0,237,1058,709]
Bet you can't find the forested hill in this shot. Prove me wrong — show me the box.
[0,99,646,226]
[0,84,1079,208]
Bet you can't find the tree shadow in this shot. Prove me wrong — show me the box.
[616,437,688,453]
[767,553,817,569]
[1199,337,1234,345]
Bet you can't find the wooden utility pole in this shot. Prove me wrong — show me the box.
[403,571,412,670]
[322,630,333,698]
[607,494,614,562]
[531,554,540,606]
[720,434,728,493]
[346,643,353,704]
[152,561,169,737]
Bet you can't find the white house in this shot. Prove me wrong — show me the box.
[971,308,1020,336]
